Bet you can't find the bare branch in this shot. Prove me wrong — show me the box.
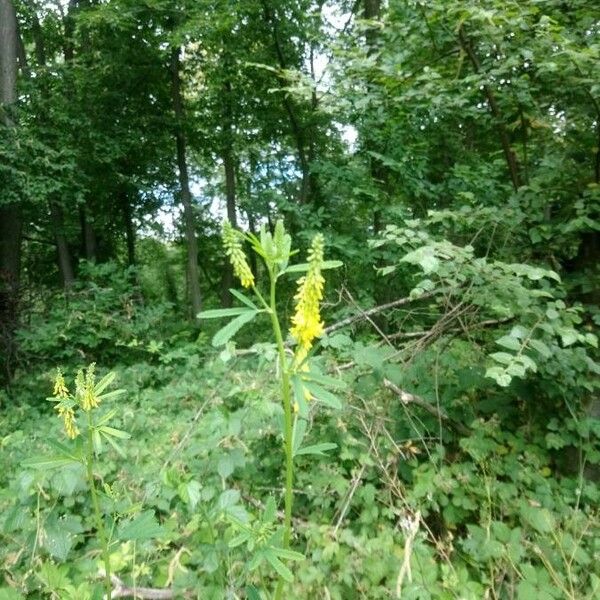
[383,379,471,436]
[104,574,175,599]
[324,290,441,335]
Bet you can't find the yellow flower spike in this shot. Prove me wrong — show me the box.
[58,405,79,439]
[77,363,99,411]
[222,221,255,288]
[290,233,325,355]
[53,369,69,399]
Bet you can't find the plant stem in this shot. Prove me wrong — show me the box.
[86,412,112,600]
[267,270,294,600]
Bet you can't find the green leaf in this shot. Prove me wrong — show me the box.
[262,496,277,523]
[92,429,102,454]
[43,525,72,561]
[198,307,253,320]
[212,311,259,347]
[485,366,512,387]
[118,511,163,541]
[496,335,521,351]
[301,371,347,390]
[245,586,263,600]
[529,339,552,358]
[302,381,342,409]
[558,328,578,347]
[291,376,309,418]
[94,372,116,396]
[99,426,131,439]
[100,431,127,458]
[284,260,342,274]
[95,408,118,427]
[263,549,294,582]
[272,548,305,561]
[229,532,251,548]
[0,588,25,600]
[295,443,337,457]
[229,289,258,309]
[292,417,308,456]
[520,505,556,534]
[22,455,80,470]
[490,352,514,365]
[96,389,126,403]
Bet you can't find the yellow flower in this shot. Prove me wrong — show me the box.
[57,405,79,439]
[53,369,69,399]
[290,234,325,354]
[222,221,255,288]
[77,363,99,411]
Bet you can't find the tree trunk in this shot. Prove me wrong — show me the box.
[30,13,76,288]
[122,194,136,267]
[170,46,202,321]
[220,78,237,307]
[458,26,522,191]
[50,203,75,288]
[0,0,22,384]
[79,205,97,262]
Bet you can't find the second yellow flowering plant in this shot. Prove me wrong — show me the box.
[26,364,127,600]
[200,220,343,598]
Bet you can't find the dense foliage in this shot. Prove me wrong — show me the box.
[1,0,599,598]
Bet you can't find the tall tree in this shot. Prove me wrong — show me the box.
[170,45,202,321]
[0,0,22,382]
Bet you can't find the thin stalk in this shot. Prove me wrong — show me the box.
[267,270,294,600]
[85,412,112,600]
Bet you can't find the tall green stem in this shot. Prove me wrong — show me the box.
[85,412,112,600]
[267,271,294,600]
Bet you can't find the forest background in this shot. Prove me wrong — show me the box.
[0,0,599,598]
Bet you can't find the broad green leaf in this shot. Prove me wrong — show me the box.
[520,505,556,534]
[301,371,347,390]
[99,426,131,439]
[198,307,253,320]
[485,366,512,387]
[529,339,551,358]
[496,335,521,351]
[212,311,259,347]
[43,525,72,561]
[295,442,337,457]
[22,455,80,470]
[490,352,514,366]
[302,381,342,409]
[284,260,342,274]
[118,511,163,541]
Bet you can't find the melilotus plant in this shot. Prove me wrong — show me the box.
[24,364,128,600]
[200,221,343,598]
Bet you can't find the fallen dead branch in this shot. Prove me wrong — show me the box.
[103,573,175,599]
[383,379,471,436]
